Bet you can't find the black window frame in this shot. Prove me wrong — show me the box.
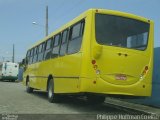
[59,29,69,56]
[38,44,43,53]
[69,22,81,41]
[95,13,150,51]
[34,46,38,56]
[45,39,52,50]
[26,50,31,57]
[26,50,31,65]
[29,48,34,64]
[44,38,53,60]
[30,48,34,57]
[32,46,39,63]
[42,42,46,53]
[53,34,61,47]
[61,29,68,45]
[36,42,46,62]
[51,33,61,58]
[67,19,85,54]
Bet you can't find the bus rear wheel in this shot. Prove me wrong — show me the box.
[26,80,33,93]
[48,79,60,103]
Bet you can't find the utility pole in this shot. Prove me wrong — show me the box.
[12,44,15,63]
[46,5,48,36]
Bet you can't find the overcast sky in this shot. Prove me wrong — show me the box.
[0,0,159,62]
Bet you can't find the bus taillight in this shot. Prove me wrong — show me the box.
[140,66,149,79]
[92,60,96,64]
[145,66,148,71]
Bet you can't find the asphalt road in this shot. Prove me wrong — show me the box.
[0,81,149,120]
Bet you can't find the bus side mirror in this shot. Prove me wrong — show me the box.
[92,45,103,59]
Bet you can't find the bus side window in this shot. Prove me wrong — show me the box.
[33,46,38,63]
[44,38,52,60]
[26,50,31,65]
[80,20,85,36]
[38,42,46,62]
[29,48,34,64]
[37,43,42,62]
[60,29,68,56]
[67,20,85,54]
[28,49,31,64]
[51,34,61,58]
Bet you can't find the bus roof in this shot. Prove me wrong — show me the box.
[28,8,152,50]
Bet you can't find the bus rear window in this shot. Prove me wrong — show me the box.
[95,14,150,50]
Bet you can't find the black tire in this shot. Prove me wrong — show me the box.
[86,95,105,104]
[48,79,60,103]
[26,79,33,93]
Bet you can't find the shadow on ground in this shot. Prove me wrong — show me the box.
[31,90,143,115]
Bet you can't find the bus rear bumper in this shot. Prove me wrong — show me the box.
[80,77,152,97]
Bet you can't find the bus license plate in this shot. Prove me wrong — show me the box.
[115,74,127,80]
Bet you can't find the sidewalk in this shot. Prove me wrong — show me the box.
[105,97,160,116]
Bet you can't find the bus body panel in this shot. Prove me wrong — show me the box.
[85,10,153,96]
[96,47,150,85]
[23,10,91,93]
[35,53,82,93]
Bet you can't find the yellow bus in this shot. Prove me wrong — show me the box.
[23,9,154,103]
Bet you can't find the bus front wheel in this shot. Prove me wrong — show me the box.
[26,80,33,93]
[48,79,60,103]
